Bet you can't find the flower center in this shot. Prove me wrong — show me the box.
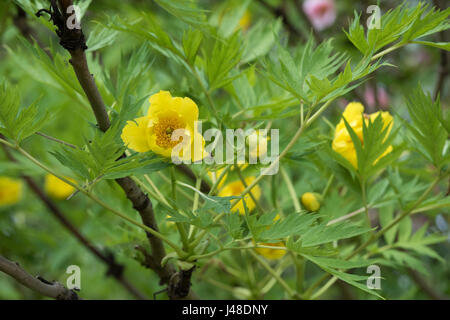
[314,3,330,17]
[154,116,185,149]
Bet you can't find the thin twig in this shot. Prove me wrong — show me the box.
[0,255,79,300]
[40,0,192,297]
[0,140,148,300]
[36,131,78,149]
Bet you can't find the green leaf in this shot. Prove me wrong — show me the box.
[204,32,243,91]
[154,0,209,30]
[259,212,319,240]
[403,85,448,167]
[382,249,429,275]
[301,222,372,247]
[342,112,397,178]
[378,205,396,245]
[210,0,251,38]
[241,19,282,63]
[0,83,49,143]
[345,3,450,56]
[304,255,377,270]
[86,22,119,52]
[411,41,450,51]
[303,254,384,299]
[223,213,244,239]
[182,28,203,65]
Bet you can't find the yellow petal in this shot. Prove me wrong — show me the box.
[218,177,261,215]
[148,91,199,125]
[148,90,174,116]
[238,11,252,31]
[191,132,207,162]
[332,102,365,169]
[254,242,286,260]
[0,177,22,206]
[45,174,76,200]
[121,116,151,153]
[374,145,393,165]
[343,102,364,120]
[173,97,199,127]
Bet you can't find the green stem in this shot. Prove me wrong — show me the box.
[360,178,371,228]
[144,174,171,207]
[187,243,287,261]
[281,166,301,212]
[371,42,406,61]
[248,250,300,299]
[170,166,177,204]
[190,66,220,126]
[235,165,265,214]
[170,167,190,251]
[322,174,334,198]
[290,251,305,293]
[188,178,202,242]
[208,164,232,195]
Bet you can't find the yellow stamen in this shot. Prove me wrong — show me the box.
[154,116,185,148]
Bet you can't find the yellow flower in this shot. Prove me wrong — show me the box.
[255,241,286,260]
[207,167,229,190]
[332,102,393,169]
[121,91,206,162]
[369,111,394,164]
[248,130,269,160]
[0,177,22,206]
[238,11,251,31]
[45,174,76,200]
[254,215,286,260]
[301,192,322,211]
[218,177,261,215]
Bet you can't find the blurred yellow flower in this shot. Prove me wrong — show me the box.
[121,90,206,162]
[207,167,229,190]
[332,102,393,169]
[254,214,286,259]
[301,192,322,211]
[248,130,269,160]
[238,11,251,31]
[0,177,22,206]
[255,241,286,260]
[45,174,76,200]
[218,177,261,215]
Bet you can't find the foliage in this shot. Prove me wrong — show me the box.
[0,0,448,300]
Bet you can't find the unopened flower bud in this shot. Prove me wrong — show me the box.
[301,192,322,212]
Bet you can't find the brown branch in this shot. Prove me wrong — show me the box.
[167,267,196,300]
[136,245,197,300]
[35,0,194,297]
[0,141,148,300]
[0,255,79,300]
